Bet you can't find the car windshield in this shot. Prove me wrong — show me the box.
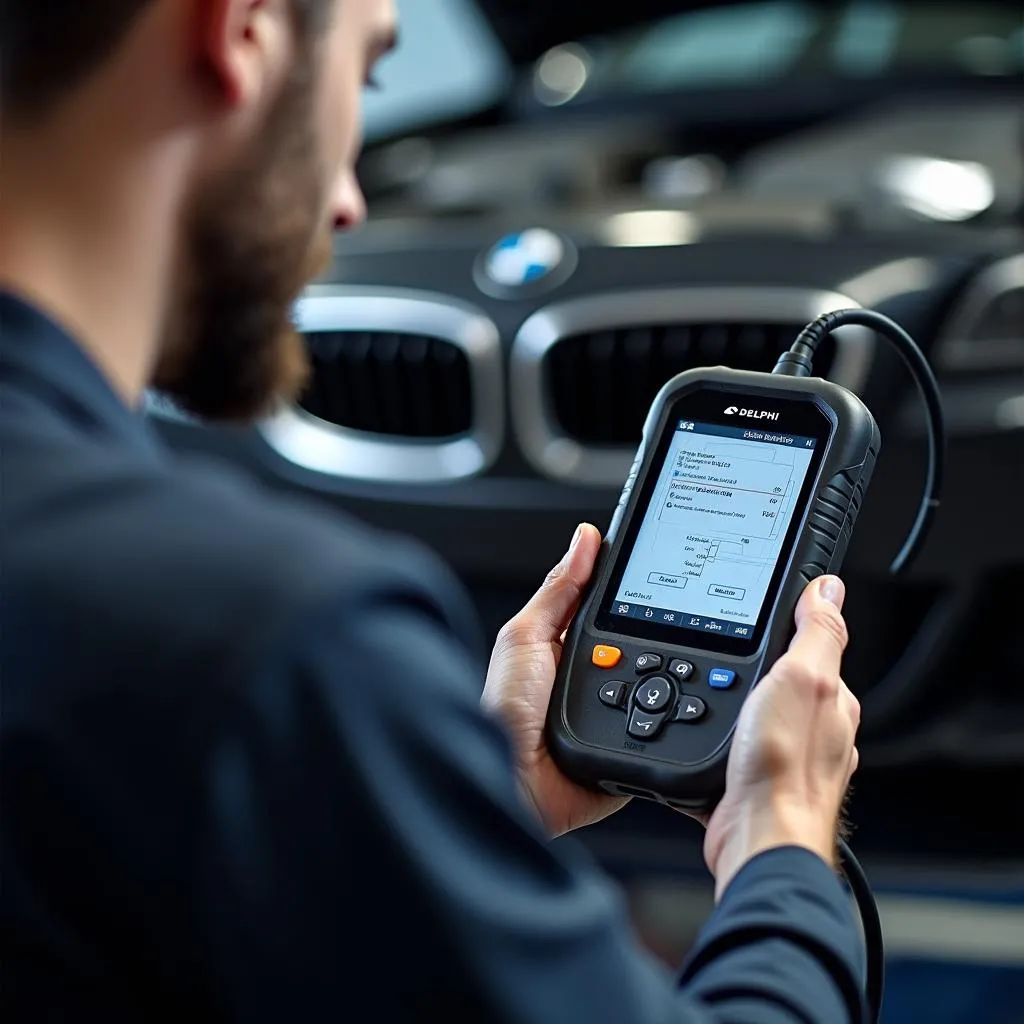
[561,0,1024,101]
[361,0,511,141]
[365,1,1024,137]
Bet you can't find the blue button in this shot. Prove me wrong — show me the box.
[708,668,736,689]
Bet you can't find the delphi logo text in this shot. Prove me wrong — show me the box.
[724,405,780,421]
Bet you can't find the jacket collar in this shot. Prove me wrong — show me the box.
[0,290,167,461]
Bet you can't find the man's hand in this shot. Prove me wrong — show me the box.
[703,575,860,899]
[482,523,628,838]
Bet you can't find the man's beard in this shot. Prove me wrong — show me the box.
[152,60,333,423]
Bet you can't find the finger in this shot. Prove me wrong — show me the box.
[786,575,849,679]
[510,524,602,642]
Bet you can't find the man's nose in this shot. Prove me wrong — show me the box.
[331,171,367,232]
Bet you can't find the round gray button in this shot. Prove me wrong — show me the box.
[668,659,695,681]
[634,652,663,674]
[634,676,672,712]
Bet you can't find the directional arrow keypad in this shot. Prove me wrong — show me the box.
[627,707,666,740]
[598,681,628,709]
[673,695,707,722]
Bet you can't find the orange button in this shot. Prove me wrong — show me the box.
[591,644,622,668]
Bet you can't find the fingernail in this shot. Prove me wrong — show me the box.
[569,524,583,553]
[558,525,583,568]
[819,575,845,608]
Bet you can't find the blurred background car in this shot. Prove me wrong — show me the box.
[151,2,1024,1020]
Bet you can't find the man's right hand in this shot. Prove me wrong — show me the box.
[703,575,860,900]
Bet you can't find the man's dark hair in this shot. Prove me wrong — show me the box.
[0,0,333,125]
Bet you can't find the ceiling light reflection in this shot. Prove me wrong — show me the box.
[877,156,995,222]
[534,44,591,106]
[602,209,699,248]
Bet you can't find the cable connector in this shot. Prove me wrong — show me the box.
[771,350,814,376]
[772,311,843,377]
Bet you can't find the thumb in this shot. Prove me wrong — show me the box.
[786,574,849,678]
[513,523,602,641]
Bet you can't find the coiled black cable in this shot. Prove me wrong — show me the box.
[773,308,945,575]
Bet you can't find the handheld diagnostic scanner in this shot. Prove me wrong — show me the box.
[546,367,879,810]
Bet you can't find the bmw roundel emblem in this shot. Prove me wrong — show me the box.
[474,227,577,297]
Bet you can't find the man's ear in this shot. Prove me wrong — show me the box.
[197,0,291,108]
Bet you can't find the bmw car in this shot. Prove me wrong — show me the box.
[152,2,1024,1017]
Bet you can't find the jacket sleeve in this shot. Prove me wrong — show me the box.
[680,847,868,1021]
[186,588,867,1023]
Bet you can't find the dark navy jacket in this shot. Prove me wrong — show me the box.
[1,292,867,1021]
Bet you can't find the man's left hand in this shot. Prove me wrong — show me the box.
[482,524,629,838]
